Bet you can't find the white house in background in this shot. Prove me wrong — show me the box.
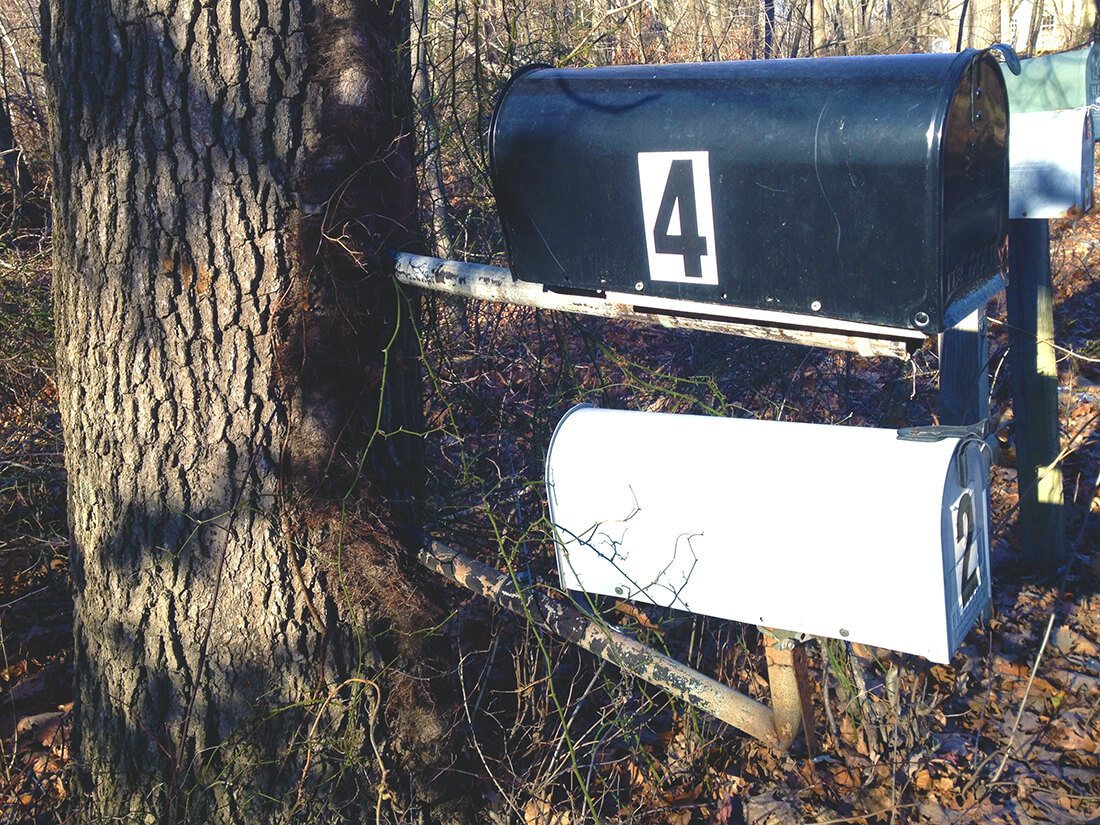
[1004,0,1096,53]
[926,1,1093,55]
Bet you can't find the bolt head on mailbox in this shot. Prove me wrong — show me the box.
[490,51,1010,339]
[546,406,993,663]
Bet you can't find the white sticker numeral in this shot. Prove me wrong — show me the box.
[638,151,718,285]
[952,491,981,610]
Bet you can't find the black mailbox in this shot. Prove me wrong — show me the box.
[489,51,1009,337]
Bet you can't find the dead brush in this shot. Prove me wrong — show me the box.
[0,11,65,808]
[410,181,1097,817]
[416,291,954,821]
[0,244,69,824]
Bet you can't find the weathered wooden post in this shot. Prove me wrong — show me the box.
[1006,219,1067,569]
[940,308,991,427]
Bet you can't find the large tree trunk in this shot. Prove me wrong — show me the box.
[43,0,468,821]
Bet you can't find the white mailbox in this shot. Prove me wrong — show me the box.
[1009,108,1095,219]
[546,406,992,663]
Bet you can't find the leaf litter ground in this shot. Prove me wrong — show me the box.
[2,210,1099,821]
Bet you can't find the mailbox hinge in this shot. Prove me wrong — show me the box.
[896,420,995,486]
[895,420,991,443]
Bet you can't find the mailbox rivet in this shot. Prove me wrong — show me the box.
[840,628,850,638]
[810,300,822,312]
[914,311,931,327]
[614,586,625,596]
[634,281,644,291]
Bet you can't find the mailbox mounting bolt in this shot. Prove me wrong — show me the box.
[614,586,625,596]
[810,300,822,312]
[914,311,931,327]
[839,628,850,638]
[634,281,644,291]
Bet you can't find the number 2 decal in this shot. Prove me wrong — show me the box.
[954,491,981,610]
[638,151,719,285]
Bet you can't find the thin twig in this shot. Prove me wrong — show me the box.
[457,646,526,822]
[989,316,1100,364]
[555,0,648,66]
[811,805,920,825]
[819,639,839,743]
[961,609,1057,799]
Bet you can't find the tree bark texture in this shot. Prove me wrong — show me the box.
[44,0,466,821]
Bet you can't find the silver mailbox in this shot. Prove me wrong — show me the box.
[1010,108,1095,219]
[547,406,992,663]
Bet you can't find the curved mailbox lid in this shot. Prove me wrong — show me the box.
[491,51,1008,335]
[545,405,992,663]
[1001,43,1100,139]
[1009,108,1095,219]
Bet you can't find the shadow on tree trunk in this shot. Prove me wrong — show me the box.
[43,0,474,821]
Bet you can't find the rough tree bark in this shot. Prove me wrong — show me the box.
[43,0,469,821]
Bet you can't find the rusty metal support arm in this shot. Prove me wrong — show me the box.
[419,540,808,750]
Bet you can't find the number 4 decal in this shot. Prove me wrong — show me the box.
[638,151,719,285]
